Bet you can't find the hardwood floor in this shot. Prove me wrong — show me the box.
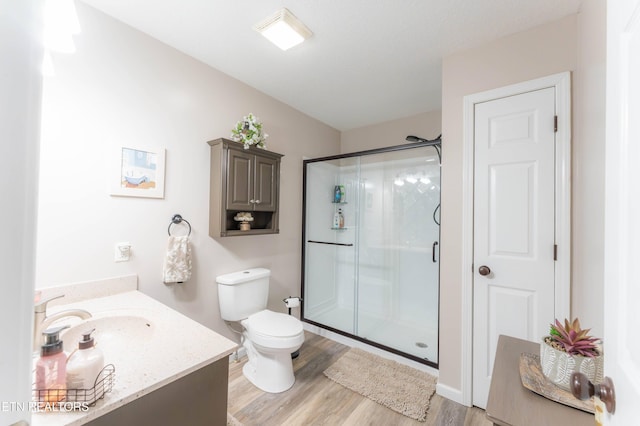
[228,332,492,425]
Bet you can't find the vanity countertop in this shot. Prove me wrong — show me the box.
[31,287,237,426]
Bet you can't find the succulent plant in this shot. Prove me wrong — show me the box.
[547,318,601,357]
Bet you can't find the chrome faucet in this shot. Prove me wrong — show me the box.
[33,294,92,350]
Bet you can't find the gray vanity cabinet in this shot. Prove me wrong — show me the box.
[208,138,283,237]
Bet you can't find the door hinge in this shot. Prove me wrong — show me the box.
[554,115,558,133]
[554,244,558,261]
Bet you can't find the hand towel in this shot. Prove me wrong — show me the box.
[163,235,192,284]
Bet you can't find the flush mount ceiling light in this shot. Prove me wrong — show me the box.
[253,8,312,51]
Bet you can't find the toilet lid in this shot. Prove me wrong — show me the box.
[244,310,303,337]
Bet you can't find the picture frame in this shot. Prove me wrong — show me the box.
[110,145,166,198]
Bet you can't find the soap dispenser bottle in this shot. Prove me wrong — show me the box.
[66,328,104,403]
[35,325,70,405]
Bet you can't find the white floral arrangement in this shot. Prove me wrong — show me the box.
[230,113,268,150]
[233,212,254,222]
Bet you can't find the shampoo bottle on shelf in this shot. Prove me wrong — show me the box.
[333,208,345,229]
[334,185,341,203]
[35,325,70,405]
[66,328,104,404]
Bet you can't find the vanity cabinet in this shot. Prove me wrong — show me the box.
[208,138,283,237]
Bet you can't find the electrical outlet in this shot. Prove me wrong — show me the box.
[114,242,131,262]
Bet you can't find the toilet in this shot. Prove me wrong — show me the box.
[216,268,304,393]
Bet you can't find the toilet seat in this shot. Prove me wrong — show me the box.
[242,310,304,349]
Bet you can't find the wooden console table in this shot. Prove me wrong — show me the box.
[486,335,594,426]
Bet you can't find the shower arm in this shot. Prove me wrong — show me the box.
[405,134,441,146]
[406,135,441,163]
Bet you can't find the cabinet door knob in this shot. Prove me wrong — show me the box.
[250,199,255,204]
[255,200,261,204]
[478,265,491,276]
[570,373,616,414]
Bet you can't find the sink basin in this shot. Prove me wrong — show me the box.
[62,315,155,350]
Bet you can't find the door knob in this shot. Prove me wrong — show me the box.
[478,265,491,276]
[570,372,616,414]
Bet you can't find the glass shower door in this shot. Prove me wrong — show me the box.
[303,157,359,334]
[302,143,440,366]
[355,147,440,363]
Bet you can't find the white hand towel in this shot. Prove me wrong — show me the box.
[163,235,192,284]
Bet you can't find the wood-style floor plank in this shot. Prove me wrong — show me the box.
[228,332,492,426]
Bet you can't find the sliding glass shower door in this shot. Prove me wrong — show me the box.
[302,143,440,366]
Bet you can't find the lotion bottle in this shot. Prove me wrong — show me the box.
[333,209,340,228]
[333,208,345,229]
[35,325,69,405]
[66,328,104,404]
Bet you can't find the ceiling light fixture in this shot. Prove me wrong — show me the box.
[253,8,312,51]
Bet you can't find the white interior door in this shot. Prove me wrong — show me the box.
[603,0,640,423]
[472,88,557,408]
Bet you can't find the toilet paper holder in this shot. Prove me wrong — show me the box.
[283,296,302,313]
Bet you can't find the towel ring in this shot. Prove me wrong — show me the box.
[168,214,191,236]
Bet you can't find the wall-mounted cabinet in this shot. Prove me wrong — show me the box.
[207,138,283,237]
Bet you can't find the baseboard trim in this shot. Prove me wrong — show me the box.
[436,383,467,406]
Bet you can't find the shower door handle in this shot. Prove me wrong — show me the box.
[432,241,438,263]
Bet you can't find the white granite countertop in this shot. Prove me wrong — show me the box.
[31,283,237,426]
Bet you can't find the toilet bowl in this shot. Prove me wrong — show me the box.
[241,310,304,393]
[216,268,305,393]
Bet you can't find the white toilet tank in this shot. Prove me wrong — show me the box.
[216,268,270,321]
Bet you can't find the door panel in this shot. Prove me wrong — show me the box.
[227,149,252,209]
[473,87,556,408]
[490,162,536,256]
[253,156,277,211]
[604,0,640,423]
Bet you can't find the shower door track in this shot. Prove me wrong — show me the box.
[304,318,437,368]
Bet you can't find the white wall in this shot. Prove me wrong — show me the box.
[439,8,606,400]
[572,0,606,339]
[36,3,340,344]
[0,0,42,423]
[340,110,441,154]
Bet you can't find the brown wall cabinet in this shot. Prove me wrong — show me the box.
[208,138,283,237]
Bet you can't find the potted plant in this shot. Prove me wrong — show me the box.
[540,318,604,391]
[230,113,268,150]
[234,212,254,231]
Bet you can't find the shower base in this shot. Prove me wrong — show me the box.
[306,305,438,364]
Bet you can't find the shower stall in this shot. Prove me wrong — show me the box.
[301,140,440,367]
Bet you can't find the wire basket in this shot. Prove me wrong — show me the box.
[33,364,115,409]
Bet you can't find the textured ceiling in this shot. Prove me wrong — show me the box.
[80,0,582,131]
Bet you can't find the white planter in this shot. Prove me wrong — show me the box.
[539,338,604,391]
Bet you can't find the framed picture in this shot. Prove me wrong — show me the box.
[110,145,166,198]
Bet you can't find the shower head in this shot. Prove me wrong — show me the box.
[406,134,442,145]
[406,134,442,163]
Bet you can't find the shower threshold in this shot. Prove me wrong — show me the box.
[304,307,438,368]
